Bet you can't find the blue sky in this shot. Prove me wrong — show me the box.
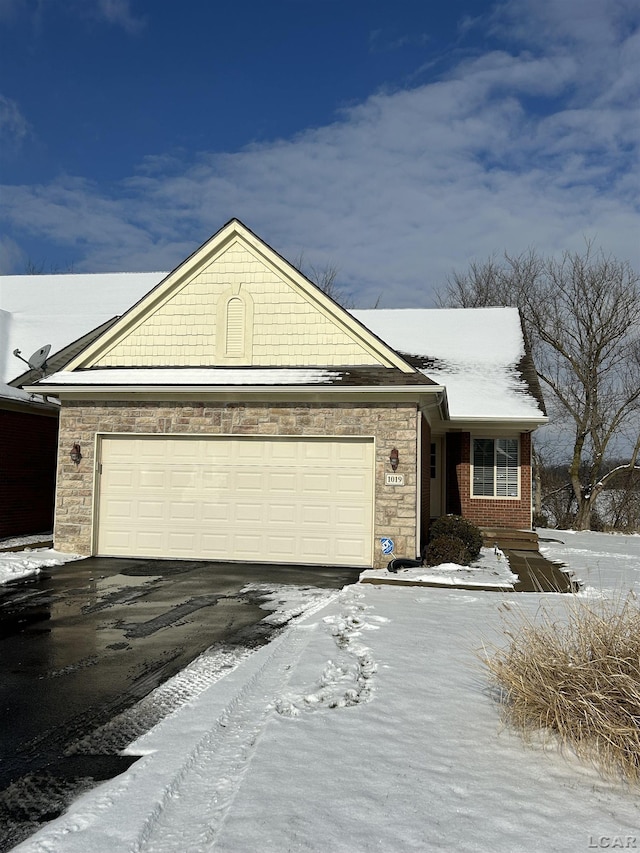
[0,0,638,306]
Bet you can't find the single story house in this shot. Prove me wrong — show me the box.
[20,219,546,568]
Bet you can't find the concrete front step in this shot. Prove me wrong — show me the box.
[480,527,539,551]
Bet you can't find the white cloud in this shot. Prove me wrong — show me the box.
[0,0,637,305]
[0,234,24,273]
[92,0,144,34]
[0,94,29,146]
[0,0,145,33]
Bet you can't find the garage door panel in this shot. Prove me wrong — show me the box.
[137,501,165,520]
[104,499,134,519]
[200,532,231,551]
[300,473,331,494]
[137,442,167,463]
[234,502,263,523]
[335,537,368,560]
[169,470,198,490]
[300,442,332,464]
[234,534,263,559]
[268,503,297,523]
[266,535,296,556]
[168,532,198,551]
[301,504,331,525]
[299,537,330,559]
[201,502,231,522]
[139,469,166,489]
[235,471,264,492]
[97,436,374,566]
[268,472,297,493]
[169,501,198,520]
[104,469,136,489]
[335,505,368,526]
[336,473,370,494]
[136,531,165,552]
[202,470,229,490]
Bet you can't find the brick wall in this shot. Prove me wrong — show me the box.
[0,409,58,538]
[55,400,419,568]
[454,431,532,529]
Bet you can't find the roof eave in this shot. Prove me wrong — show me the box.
[447,415,549,429]
[24,383,447,402]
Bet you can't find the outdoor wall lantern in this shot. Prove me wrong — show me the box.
[70,443,82,465]
[389,448,399,471]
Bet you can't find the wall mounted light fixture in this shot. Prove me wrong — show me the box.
[70,443,82,465]
[389,448,399,471]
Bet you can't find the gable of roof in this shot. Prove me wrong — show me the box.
[64,220,413,374]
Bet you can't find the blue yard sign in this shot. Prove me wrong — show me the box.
[380,537,394,556]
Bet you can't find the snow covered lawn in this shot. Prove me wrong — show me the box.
[10,530,640,852]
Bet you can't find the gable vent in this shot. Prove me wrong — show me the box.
[225,297,245,356]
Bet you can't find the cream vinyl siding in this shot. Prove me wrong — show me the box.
[96,435,374,566]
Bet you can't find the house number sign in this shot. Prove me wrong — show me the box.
[385,473,405,486]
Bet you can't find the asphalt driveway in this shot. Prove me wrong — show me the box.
[0,556,360,851]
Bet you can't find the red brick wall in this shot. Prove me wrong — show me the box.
[452,431,532,529]
[0,409,59,538]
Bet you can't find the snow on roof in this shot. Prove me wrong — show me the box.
[0,272,165,383]
[353,307,543,420]
[2,272,544,421]
[0,380,59,409]
[0,381,35,402]
[39,368,343,387]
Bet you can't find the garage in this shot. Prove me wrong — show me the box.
[95,434,375,566]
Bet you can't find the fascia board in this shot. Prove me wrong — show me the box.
[447,415,549,431]
[24,383,446,404]
[0,396,59,415]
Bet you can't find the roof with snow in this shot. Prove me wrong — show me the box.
[0,272,164,384]
[1,271,545,423]
[352,307,545,420]
[37,365,436,389]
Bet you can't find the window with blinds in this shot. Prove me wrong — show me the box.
[472,437,519,497]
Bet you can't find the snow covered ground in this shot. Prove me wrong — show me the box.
[7,530,640,853]
[0,536,80,584]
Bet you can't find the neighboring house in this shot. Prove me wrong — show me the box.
[21,219,546,569]
[1,272,164,539]
[0,384,58,539]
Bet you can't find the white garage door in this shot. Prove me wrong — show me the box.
[96,435,374,566]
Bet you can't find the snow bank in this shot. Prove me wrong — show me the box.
[0,547,82,584]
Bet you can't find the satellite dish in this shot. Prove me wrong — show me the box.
[27,344,51,370]
[13,343,51,374]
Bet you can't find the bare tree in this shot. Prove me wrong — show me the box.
[438,243,640,530]
[292,252,354,309]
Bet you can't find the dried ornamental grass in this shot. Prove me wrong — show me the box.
[483,593,640,782]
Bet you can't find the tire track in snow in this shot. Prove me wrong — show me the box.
[131,624,313,853]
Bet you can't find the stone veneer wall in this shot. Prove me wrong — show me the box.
[55,400,419,569]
